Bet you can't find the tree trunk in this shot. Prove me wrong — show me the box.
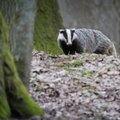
[34,0,63,54]
[0,1,44,119]
[0,0,36,87]
[0,18,11,119]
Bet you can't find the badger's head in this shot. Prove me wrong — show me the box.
[57,29,78,46]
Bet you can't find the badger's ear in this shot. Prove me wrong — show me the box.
[59,29,65,33]
[71,28,75,33]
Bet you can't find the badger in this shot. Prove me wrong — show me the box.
[57,28,117,56]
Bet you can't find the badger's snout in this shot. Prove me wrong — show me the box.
[67,42,72,46]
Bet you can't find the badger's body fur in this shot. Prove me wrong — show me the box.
[57,28,117,56]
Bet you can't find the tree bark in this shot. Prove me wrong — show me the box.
[0,0,36,87]
[0,11,44,119]
[0,0,44,119]
[34,0,63,54]
[0,18,11,119]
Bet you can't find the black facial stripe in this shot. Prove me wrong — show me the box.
[71,30,75,40]
[63,30,68,42]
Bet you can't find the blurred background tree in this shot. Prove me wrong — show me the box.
[34,0,63,54]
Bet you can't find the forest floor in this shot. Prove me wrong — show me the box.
[29,49,120,120]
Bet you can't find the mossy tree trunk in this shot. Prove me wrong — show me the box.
[0,0,44,119]
[0,20,11,119]
[34,0,63,54]
[0,0,36,87]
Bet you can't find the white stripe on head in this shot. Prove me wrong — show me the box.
[66,29,72,45]
[57,30,66,42]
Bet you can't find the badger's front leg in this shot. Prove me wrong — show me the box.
[72,39,84,54]
[62,47,70,55]
[69,45,75,55]
[69,50,75,55]
[60,41,70,55]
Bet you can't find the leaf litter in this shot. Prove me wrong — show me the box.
[29,50,120,120]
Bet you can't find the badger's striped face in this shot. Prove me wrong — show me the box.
[57,29,77,46]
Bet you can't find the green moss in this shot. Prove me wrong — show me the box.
[63,60,84,72]
[15,59,28,86]
[0,11,44,119]
[64,66,75,72]
[71,60,84,67]
[0,93,11,119]
[0,12,11,119]
[81,68,95,78]
[34,0,63,54]
[0,12,9,44]
[72,77,81,81]
[0,61,11,119]
[4,44,44,118]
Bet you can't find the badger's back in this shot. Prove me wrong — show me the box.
[74,29,98,53]
[74,28,116,56]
